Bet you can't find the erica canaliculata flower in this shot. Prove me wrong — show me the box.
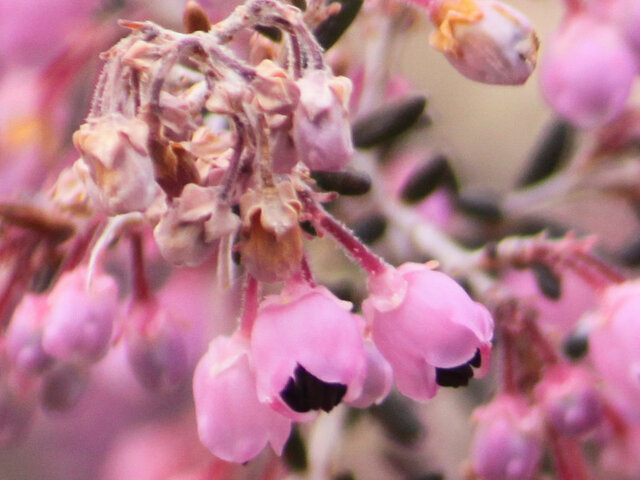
[363,263,493,401]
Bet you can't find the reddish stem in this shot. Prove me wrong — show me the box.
[298,190,387,275]
[130,233,151,301]
[240,275,260,337]
[548,427,593,480]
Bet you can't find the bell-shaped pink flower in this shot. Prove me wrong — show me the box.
[193,333,291,463]
[250,282,366,419]
[534,364,603,437]
[5,294,54,375]
[363,263,493,401]
[540,14,638,128]
[589,280,640,421]
[470,395,543,480]
[42,268,118,364]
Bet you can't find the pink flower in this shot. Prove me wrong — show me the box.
[292,70,354,171]
[470,395,543,480]
[363,263,493,401]
[534,365,603,437]
[540,14,638,128]
[5,294,54,376]
[42,268,118,364]
[347,339,393,409]
[193,333,291,463]
[589,280,640,421]
[428,0,539,85]
[250,283,366,418]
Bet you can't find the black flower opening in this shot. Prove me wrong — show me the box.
[435,349,481,388]
[280,364,347,413]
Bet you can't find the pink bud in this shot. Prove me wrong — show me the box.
[363,263,493,401]
[42,268,118,364]
[540,14,638,128]
[471,395,543,480]
[193,333,291,463]
[125,303,190,393]
[40,363,89,412]
[535,365,603,437]
[293,70,354,171]
[428,0,539,85]
[250,282,366,419]
[5,295,54,375]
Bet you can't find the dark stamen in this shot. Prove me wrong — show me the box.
[280,364,347,413]
[436,349,482,388]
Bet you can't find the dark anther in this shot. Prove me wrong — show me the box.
[531,262,562,300]
[435,363,473,388]
[311,169,372,196]
[300,220,317,236]
[353,213,387,244]
[562,332,589,361]
[280,364,347,413]
[400,155,458,204]
[352,95,428,149]
[517,120,573,187]
[456,191,503,222]
[314,0,364,50]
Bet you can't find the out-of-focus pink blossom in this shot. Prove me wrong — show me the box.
[125,301,190,393]
[251,282,366,418]
[535,365,603,437]
[42,268,118,364]
[470,394,543,480]
[0,376,36,448]
[5,295,54,376]
[590,280,640,421]
[193,333,291,463]
[427,0,539,85]
[363,263,493,401]
[293,70,354,171]
[540,14,638,128]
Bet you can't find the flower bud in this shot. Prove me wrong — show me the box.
[429,0,539,85]
[42,268,118,364]
[535,365,603,437]
[540,14,638,128]
[5,295,54,376]
[471,395,543,480]
[293,70,354,171]
[125,302,190,393]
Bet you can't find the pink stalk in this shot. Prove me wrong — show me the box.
[240,275,260,337]
[130,233,150,302]
[548,426,593,480]
[298,190,387,275]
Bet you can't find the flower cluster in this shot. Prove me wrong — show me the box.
[6,0,640,479]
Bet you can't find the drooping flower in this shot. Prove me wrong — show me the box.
[250,282,366,419]
[292,70,354,171]
[540,14,638,128]
[470,394,543,480]
[41,268,118,364]
[193,332,291,463]
[363,263,493,401]
[589,280,640,421]
[347,339,394,409]
[428,0,539,85]
[534,364,603,437]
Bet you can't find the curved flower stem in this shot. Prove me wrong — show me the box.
[130,232,151,301]
[548,426,594,480]
[240,274,260,337]
[298,189,388,275]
